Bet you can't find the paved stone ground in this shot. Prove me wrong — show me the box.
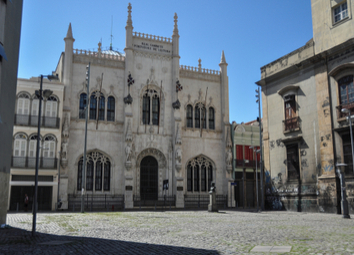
[1,209,354,254]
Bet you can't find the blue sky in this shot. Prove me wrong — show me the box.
[18,0,313,124]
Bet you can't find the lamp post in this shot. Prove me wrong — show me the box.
[256,87,264,210]
[32,74,58,236]
[341,108,354,175]
[81,63,90,213]
[336,163,350,218]
[250,146,260,212]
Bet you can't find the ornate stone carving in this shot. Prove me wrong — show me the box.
[175,147,182,171]
[136,148,166,168]
[226,127,232,148]
[175,123,182,145]
[62,114,69,138]
[126,119,132,142]
[226,148,232,174]
[172,99,181,109]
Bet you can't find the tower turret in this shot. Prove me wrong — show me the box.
[219,50,229,124]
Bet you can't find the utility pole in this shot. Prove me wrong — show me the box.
[81,63,90,213]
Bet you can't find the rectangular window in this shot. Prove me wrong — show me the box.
[194,165,199,192]
[286,144,300,180]
[201,165,206,191]
[187,165,192,191]
[104,162,110,190]
[143,96,150,124]
[86,161,94,191]
[95,162,102,190]
[342,134,353,175]
[334,1,348,23]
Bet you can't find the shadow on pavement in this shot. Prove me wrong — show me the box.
[0,227,220,255]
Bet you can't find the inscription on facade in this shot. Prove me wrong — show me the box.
[133,42,171,53]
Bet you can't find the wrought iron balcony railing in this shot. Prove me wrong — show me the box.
[283,116,300,132]
[235,159,260,168]
[336,104,354,120]
[11,156,58,169]
[14,114,60,128]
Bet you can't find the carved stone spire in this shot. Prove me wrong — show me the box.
[126,3,133,27]
[198,58,202,72]
[173,13,179,36]
[65,23,74,40]
[220,50,227,65]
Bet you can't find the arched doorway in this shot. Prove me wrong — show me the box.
[140,156,158,200]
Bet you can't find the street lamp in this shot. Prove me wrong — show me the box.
[336,163,350,218]
[341,108,354,175]
[250,146,260,212]
[32,74,58,236]
[256,87,264,210]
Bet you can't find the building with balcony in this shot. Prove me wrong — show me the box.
[256,0,354,213]
[8,77,64,211]
[8,3,232,211]
[231,121,261,209]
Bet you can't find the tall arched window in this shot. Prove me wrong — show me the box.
[13,133,27,157]
[195,105,200,128]
[45,96,58,118]
[29,134,40,158]
[339,75,354,105]
[77,151,111,192]
[143,94,150,124]
[152,96,160,125]
[107,96,115,121]
[89,94,97,120]
[98,95,105,121]
[186,105,193,128]
[142,89,160,125]
[79,93,87,119]
[43,135,56,168]
[187,156,213,192]
[209,107,215,130]
[17,93,30,115]
[201,106,206,129]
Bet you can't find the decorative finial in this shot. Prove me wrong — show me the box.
[173,13,179,36]
[127,3,133,27]
[98,42,102,52]
[220,50,227,64]
[65,23,74,40]
[198,58,202,71]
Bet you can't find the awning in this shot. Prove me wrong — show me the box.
[0,44,8,61]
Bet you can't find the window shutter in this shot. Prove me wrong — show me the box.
[32,99,39,115]
[17,99,23,114]
[244,145,250,160]
[20,140,26,156]
[23,99,30,115]
[29,140,36,157]
[46,102,52,116]
[43,141,49,158]
[236,145,243,160]
[51,101,57,117]
[49,141,55,158]
[249,146,253,161]
[14,140,20,156]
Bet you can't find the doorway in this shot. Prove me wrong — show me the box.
[140,156,158,200]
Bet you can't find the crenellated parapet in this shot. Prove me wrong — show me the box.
[73,49,125,61]
[133,31,172,43]
[179,65,220,82]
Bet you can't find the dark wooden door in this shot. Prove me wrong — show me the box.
[140,156,158,200]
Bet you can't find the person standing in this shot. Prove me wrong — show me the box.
[24,194,29,212]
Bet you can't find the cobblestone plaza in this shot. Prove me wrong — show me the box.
[1,210,354,254]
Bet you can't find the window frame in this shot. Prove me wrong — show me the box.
[107,96,115,122]
[186,156,214,193]
[333,1,349,24]
[286,143,300,181]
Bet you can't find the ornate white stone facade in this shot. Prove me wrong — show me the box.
[10,4,231,210]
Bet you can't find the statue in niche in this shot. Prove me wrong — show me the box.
[175,123,182,145]
[125,144,132,163]
[226,149,232,167]
[62,114,69,138]
[61,141,68,160]
[126,119,132,142]
[175,147,182,165]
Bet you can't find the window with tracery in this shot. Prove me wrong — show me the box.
[107,96,115,121]
[187,105,193,128]
[194,103,207,129]
[187,156,213,192]
[142,89,160,125]
[79,93,87,119]
[209,107,215,130]
[77,151,111,191]
[89,94,97,120]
